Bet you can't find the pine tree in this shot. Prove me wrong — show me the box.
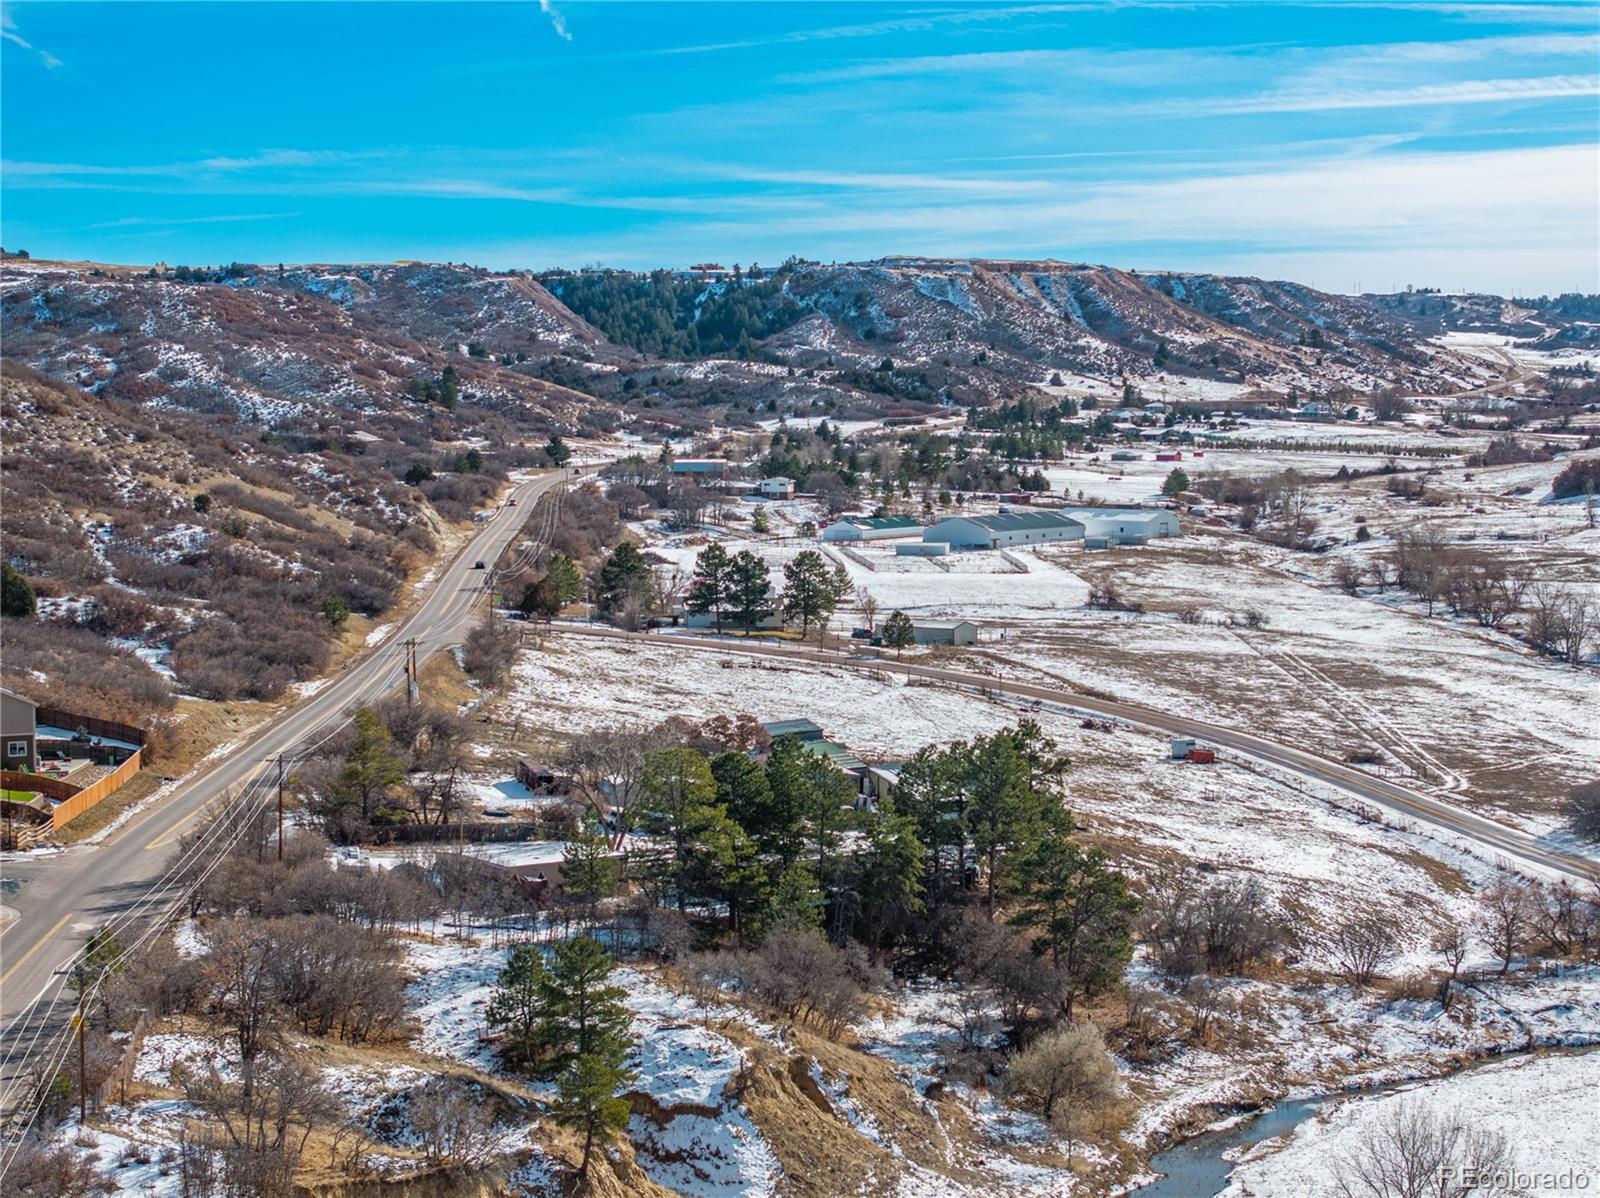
[1,561,36,619]
[750,505,771,534]
[597,542,652,616]
[555,1051,633,1181]
[540,937,636,1180]
[768,861,824,931]
[1013,841,1138,1020]
[537,936,634,1073]
[760,736,817,867]
[854,810,925,963]
[1162,467,1190,497]
[563,815,618,915]
[728,549,772,631]
[965,732,1050,917]
[636,748,733,911]
[486,944,550,1068]
[685,543,733,633]
[545,553,584,604]
[711,751,774,837]
[331,706,406,828]
[545,433,571,467]
[520,575,564,621]
[881,610,916,656]
[781,549,837,637]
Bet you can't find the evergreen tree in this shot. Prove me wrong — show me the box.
[853,810,925,963]
[520,575,564,621]
[768,861,824,931]
[685,542,733,633]
[828,563,853,604]
[545,433,571,467]
[486,944,550,1068]
[555,1051,633,1181]
[964,731,1052,917]
[781,549,838,636]
[1,561,35,619]
[750,505,771,534]
[545,553,584,604]
[539,937,636,1178]
[597,542,652,616]
[1162,467,1190,497]
[636,748,732,910]
[537,936,634,1074]
[711,751,775,836]
[800,757,857,901]
[760,736,817,867]
[320,592,349,630]
[329,706,406,830]
[70,924,124,1008]
[562,815,618,914]
[1013,841,1138,1020]
[728,549,772,630]
[881,610,916,656]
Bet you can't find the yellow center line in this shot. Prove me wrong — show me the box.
[0,910,76,986]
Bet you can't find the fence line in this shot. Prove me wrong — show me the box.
[35,707,147,747]
[50,751,144,830]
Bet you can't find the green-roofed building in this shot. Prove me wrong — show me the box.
[922,510,1086,549]
[821,515,924,543]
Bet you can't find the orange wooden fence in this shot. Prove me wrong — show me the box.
[49,750,143,829]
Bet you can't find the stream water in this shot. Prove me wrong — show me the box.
[1130,1045,1598,1198]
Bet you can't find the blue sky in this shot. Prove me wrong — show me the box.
[3,1,1596,293]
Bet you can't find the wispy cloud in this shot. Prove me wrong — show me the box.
[539,0,571,42]
[89,212,300,230]
[1,3,60,68]
[1202,73,1600,114]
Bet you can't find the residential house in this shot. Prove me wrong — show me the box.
[1,687,37,771]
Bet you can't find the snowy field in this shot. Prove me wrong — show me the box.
[508,637,1554,952]
[1220,1050,1600,1197]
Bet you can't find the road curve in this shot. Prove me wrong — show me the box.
[549,624,1599,886]
[0,470,567,1120]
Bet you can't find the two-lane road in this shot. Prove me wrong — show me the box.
[551,625,1600,886]
[0,469,566,1117]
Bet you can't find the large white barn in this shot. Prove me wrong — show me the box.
[1059,507,1180,544]
[922,511,1086,549]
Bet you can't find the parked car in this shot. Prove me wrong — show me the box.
[473,559,487,569]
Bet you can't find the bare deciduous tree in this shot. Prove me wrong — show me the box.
[1331,915,1399,986]
[1333,1102,1517,1198]
[1474,877,1534,975]
[997,1022,1121,1160]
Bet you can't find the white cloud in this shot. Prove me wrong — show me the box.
[1196,73,1599,114]
[539,0,571,42]
[1,3,61,68]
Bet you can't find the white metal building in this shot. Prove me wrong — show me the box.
[1059,507,1180,544]
[912,619,979,646]
[922,511,1086,549]
[821,516,923,542]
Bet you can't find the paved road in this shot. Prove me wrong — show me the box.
[552,625,1600,886]
[0,469,566,1128]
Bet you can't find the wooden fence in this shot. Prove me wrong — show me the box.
[35,706,147,746]
[92,1009,150,1113]
[0,769,78,802]
[48,750,143,830]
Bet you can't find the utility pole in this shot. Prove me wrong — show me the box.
[276,754,285,862]
[75,1003,86,1123]
[404,638,420,706]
